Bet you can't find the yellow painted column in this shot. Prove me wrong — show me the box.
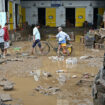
[9,1,13,30]
[22,8,26,23]
[75,8,86,27]
[46,8,56,27]
[98,8,105,15]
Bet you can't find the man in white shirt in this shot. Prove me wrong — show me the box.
[0,25,5,58]
[31,24,41,54]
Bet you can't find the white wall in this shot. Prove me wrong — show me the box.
[0,0,5,12]
[56,7,65,27]
[21,0,105,26]
[86,6,93,24]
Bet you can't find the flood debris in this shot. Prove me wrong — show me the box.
[21,53,29,56]
[66,57,77,68]
[92,54,105,105]
[66,57,77,64]
[57,74,66,85]
[22,53,37,59]
[35,85,60,96]
[13,47,21,52]
[82,73,91,79]
[7,58,23,62]
[42,71,52,78]
[72,75,77,78]
[48,56,64,62]
[77,79,93,87]
[3,83,14,91]
[80,56,93,60]
[30,70,53,81]
[56,70,64,73]
[26,56,37,59]
[0,78,14,91]
[33,70,41,81]
[0,93,12,102]
[0,60,7,64]
[0,98,10,105]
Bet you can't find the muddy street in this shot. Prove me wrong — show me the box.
[0,41,104,105]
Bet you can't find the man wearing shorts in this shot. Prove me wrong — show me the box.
[3,23,9,56]
[31,24,41,54]
[0,25,5,58]
[56,27,70,54]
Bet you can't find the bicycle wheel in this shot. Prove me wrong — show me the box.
[35,41,50,56]
[59,45,73,56]
[67,45,73,55]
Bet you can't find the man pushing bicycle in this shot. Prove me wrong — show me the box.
[56,27,71,55]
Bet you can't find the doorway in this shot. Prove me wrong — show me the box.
[66,8,75,27]
[5,0,8,12]
[93,8,98,28]
[38,8,45,26]
[15,4,18,27]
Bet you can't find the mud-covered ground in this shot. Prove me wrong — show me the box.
[0,41,104,105]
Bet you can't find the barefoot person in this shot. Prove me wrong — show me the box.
[0,25,5,58]
[56,27,70,55]
[31,24,42,54]
[3,23,9,56]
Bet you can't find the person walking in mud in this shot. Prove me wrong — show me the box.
[3,23,10,56]
[56,27,70,55]
[31,24,42,55]
[0,25,5,58]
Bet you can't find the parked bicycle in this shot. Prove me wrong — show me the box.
[35,35,73,56]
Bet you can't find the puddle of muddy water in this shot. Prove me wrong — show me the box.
[0,41,104,105]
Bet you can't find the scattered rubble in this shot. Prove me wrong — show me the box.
[0,98,10,105]
[56,70,64,73]
[66,57,77,68]
[35,85,60,96]
[21,53,29,56]
[0,60,7,64]
[57,74,67,85]
[48,56,64,62]
[0,78,14,91]
[42,71,52,78]
[0,93,12,102]
[3,83,14,91]
[92,54,105,105]
[7,58,23,62]
[66,57,77,65]
[72,75,77,78]
[80,56,93,60]
[77,79,93,87]
[33,70,41,81]
[82,73,91,79]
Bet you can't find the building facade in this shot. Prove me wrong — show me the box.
[21,0,105,27]
[0,0,22,30]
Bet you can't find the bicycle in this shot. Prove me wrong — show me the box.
[35,35,73,56]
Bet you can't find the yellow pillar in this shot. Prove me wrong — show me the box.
[75,8,86,27]
[9,1,13,30]
[46,8,56,27]
[22,8,26,23]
